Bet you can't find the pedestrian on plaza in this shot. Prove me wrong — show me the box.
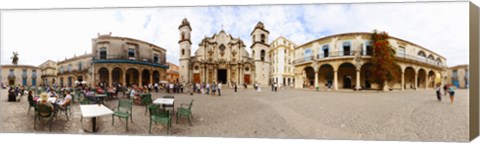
[243,83,247,91]
[274,82,278,92]
[271,82,274,91]
[211,82,217,96]
[206,82,210,94]
[154,82,159,93]
[169,83,174,94]
[435,83,441,101]
[217,81,222,96]
[234,82,237,92]
[443,84,449,96]
[449,85,456,104]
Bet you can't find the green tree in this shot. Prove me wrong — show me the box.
[369,30,400,90]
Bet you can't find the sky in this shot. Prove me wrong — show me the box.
[0,1,469,67]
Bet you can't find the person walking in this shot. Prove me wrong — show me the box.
[243,83,247,91]
[211,82,216,96]
[435,83,441,101]
[449,85,455,104]
[443,84,449,96]
[274,82,278,92]
[206,83,210,94]
[154,82,159,93]
[234,82,237,92]
[271,83,274,91]
[217,81,222,96]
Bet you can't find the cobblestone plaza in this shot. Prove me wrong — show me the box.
[0,87,468,142]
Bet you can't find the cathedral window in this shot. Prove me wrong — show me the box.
[181,32,185,40]
[182,49,185,56]
[260,50,266,61]
[154,54,159,63]
[260,34,266,43]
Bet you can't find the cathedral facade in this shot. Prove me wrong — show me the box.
[178,18,270,86]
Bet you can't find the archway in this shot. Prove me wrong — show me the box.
[142,69,151,85]
[153,70,160,84]
[360,63,374,89]
[126,68,139,86]
[387,64,402,90]
[418,69,427,88]
[98,67,109,87]
[318,64,334,89]
[404,67,416,89]
[338,62,356,89]
[112,68,123,85]
[303,66,315,88]
[428,70,436,88]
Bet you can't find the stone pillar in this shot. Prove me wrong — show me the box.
[139,70,143,86]
[334,70,338,90]
[356,70,361,90]
[150,70,153,84]
[414,72,418,90]
[108,68,113,87]
[401,71,405,90]
[425,75,429,89]
[123,70,127,86]
[314,71,319,88]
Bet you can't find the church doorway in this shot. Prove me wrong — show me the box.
[217,69,227,84]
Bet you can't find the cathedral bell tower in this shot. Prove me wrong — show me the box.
[179,18,192,84]
[250,21,270,86]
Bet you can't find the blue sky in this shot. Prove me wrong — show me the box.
[1,2,469,67]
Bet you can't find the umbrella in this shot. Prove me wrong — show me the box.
[81,81,87,84]
[159,80,168,84]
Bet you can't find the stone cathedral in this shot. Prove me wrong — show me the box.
[178,18,270,86]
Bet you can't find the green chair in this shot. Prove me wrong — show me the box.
[112,99,133,131]
[148,105,172,134]
[142,94,153,115]
[176,99,194,126]
[34,104,54,131]
[27,99,36,114]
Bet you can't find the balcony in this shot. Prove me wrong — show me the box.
[92,54,168,68]
[293,51,445,68]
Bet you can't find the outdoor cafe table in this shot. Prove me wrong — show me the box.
[153,98,175,115]
[95,94,107,104]
[80,104,113,133]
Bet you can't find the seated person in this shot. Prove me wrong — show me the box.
[48,90,57,98]
[27,90,35,103]
[56,90,72,109]
[8,88,16,102]
[37,92,55,116]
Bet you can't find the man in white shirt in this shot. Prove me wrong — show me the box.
[217,81,222,96]
[169,83,174,93]
[154,83,159,93]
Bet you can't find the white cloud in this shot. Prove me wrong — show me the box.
[1,2,469,67]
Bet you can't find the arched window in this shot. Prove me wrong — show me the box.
[260,50,266,61]
[181,32,185,40]
[260,34,265,43]
[182,49,185,56]
[417,51,426,61]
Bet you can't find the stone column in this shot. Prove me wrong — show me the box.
[401,71,405,90]
[334,70,338,90]
[123,70,127,86]
[425,75,429,89]
[356,70,361,90]
[108,68,113,87]
[149,70,153,84]
[414,72,418,90]
[314,71,319,88]
[139,70,143,86]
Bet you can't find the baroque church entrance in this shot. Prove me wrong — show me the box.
[217,69,227,84]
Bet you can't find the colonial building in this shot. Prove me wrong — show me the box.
[269,36,296,87]
[179,18,265,86]
[1,64,42,87]
[39,60,58,87]
[447,64,468,88]
[166,62,179,83]
[57,53,91,87]
[293,32,447,90]
[90,33,168,87]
